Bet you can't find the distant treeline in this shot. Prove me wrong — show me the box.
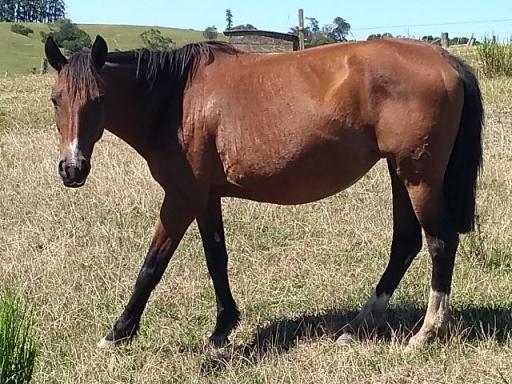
[367,33,478,45]
[0,0,65,23]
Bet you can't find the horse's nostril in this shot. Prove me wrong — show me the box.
[67,164,77,180]
[58,160,65,175]
[81,159,90,173]
[59,158,90,187]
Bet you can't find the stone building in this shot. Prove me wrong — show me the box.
[223,30,299,53]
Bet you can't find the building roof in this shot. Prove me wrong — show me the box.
[223,29,299,43]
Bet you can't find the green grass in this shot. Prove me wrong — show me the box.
[0,22,214,75]
[0,66,512,382]
[477,40,512,77]
[0,292,37,384]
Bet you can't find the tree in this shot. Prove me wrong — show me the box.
[37,0,48,22]
[225,8,233,31]
[308,35,335,47]
[40,18,92,54]
[203,25,218,40]
[421,35,436,43]
[27,0,38,21]
[0,0,65,22]
[47,0,65,22]
[289,15,351,48]
[17,0,29,21]
[326,17,351,42]
[0,0,7,21]
[367,32,393,40]
[306,16,335,47]
[140,28,175,50]
[306,17,319,33]
[232,24,257,30]
[7,0,16,22]
[4,0,15,22]
[450,36,470,45]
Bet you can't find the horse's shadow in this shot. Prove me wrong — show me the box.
[197,303,512,373]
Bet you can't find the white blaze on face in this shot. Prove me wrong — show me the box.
[67,137,79,165]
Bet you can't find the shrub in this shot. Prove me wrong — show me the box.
[140,29,175,50]
[0,292,37,384]
[10,24,33,37]
[203,26,218,40]
[40,18,92,55]
[477,40,512,77]
[307,35,335,47]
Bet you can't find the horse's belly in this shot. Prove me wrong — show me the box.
[218,143,380,204]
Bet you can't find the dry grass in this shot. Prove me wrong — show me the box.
[0,72,512,383]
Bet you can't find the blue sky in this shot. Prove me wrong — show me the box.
[68,0,512,41]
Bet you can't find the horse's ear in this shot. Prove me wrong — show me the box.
[45,36,68,72]
[91,35,108,70]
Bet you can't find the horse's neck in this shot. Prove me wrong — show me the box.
[102,64,156,160]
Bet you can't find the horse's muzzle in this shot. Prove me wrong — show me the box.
[58,159,91,188]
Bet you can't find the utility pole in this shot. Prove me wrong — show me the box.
[441,32,449,49]
[298,8,305,50]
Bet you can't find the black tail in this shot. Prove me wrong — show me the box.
[444,54,484,234]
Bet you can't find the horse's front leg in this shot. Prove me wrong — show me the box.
[197,197,239,347]
[98,197,194,349]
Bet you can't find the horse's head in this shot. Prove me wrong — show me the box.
[45,35,108,188]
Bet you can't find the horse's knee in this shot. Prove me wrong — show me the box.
[427,232,458,256]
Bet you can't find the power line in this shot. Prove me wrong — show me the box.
[352,18,512,31]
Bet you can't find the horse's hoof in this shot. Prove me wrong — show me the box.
[405,333,429,353]
[97,337,118,350]
[335,332,355,346]
[209,335,229,348]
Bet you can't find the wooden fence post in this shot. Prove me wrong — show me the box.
[40,58,48,74]
[441,32,449,49]
[298,9,305,50]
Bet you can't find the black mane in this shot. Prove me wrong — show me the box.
[63,52,103,101]
[64,41,241,96]
[106,41,241,89]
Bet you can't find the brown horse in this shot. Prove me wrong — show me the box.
[45,35,483,351]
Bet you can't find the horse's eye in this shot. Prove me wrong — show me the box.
[96,94,105,104]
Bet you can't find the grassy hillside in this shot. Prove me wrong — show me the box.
[0,22,212,75]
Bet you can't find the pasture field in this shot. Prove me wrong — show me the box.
[1,64,512,383]
[0,22,210,75]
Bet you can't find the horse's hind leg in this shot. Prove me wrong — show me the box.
[337,160,422,342]
[197,197,240,347]
[405,181,459,350]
